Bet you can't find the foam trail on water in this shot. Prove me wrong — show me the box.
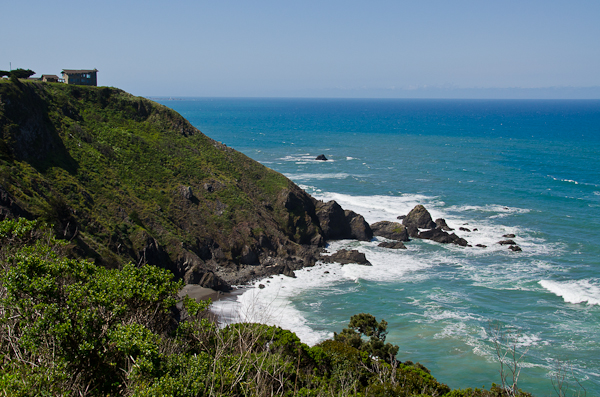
[539,279,600,305]
[212,262,354,345]
[213,238,439,345]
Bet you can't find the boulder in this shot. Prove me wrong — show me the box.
[345,210,374,241]
[476,244,487,248]
[378,241,407,249]
[435,218,453,231]
[315,200,373,241]
[418,228,468,247]
[316,200,348,240]
[459,227,471,232]
[406,225,420,238]
[503,234,516,238]
[370,221,409,241]
[498,239,516,245]
[315,154,328,161]
[188,270,230,292]
[509,245,522,252]
[322,249,371,266]
[178,185,194,201]
[402,205,436,230]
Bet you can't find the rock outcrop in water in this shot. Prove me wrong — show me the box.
[321,249,372,266]
[395,205,469,247]
[315,200,372,241]
[402,204,437,231]
[371,221,409,241]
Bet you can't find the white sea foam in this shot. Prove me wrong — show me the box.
[311,192,443,224]
[284,173,352,181]
[212,263,346,345]
[213,238,439,345]
[539,279,600,306]
[549,175,600,188]
[446,204,531,219]
[310,192,552,259]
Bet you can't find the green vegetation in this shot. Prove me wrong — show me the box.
[333,312,399,363]
[0,80,535,396]
[0,219,533,396]
[0,69,35,82]
[0,80,322,286]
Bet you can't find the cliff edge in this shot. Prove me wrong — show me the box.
[0,80,369,290]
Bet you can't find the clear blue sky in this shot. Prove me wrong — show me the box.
[3,0,599,98]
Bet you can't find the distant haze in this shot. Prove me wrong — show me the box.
[2,0,599,98]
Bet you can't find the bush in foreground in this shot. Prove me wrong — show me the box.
[0,218,530,396]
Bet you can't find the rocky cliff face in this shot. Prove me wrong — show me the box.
[0,81,363,290]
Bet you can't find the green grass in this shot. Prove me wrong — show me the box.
[0,80,306,277]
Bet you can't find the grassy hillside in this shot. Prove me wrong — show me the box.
[0,79,324,289]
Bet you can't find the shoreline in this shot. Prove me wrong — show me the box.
[178,284,247,325]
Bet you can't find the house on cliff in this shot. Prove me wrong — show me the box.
[41,74,60,83]
[61,69,98,86]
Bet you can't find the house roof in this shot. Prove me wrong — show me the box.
[41,75,60,79]
[61,69,98,74]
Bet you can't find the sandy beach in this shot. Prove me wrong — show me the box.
[178,284,246,325]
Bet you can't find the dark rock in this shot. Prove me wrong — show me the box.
[322,249,371,266]
[258,284,266,289]
[476,244,487,248]
[184,268,230,292]
[418,228,468,247]
[396,215,406,220]
[473,228,478,231]
[378,241,407,249]
[324,271,329,274]
[435,218,453,231]
[283,265,297,278]
[402,205,437,230]
[179,185,194,201]
[503,234,516,238]
[498,239,516,245]
[345,210,374,241]
[370,221,409,241]
[315,154,328,161]
[315,200,373,241]
[316,200,347,240]
[280,188,323,246]
[239,245,259,265]
[258,235,275,251]
[509,245,522,252]
[459,227,471,232]
[406,225,420,238]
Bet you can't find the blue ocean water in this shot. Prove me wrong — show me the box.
[156,98,600,396]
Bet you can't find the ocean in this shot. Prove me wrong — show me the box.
[155,97,600,396]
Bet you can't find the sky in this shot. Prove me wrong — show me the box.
[2,0,600,98]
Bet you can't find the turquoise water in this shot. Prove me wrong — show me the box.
[156,98,600,396]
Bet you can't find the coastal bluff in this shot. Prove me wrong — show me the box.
[0,81,370,290]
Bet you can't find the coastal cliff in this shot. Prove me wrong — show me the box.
[0,80,368,290]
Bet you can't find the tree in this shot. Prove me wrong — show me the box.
[0,70,9,78]
[9,68,35,79]
[334,313,399,363]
